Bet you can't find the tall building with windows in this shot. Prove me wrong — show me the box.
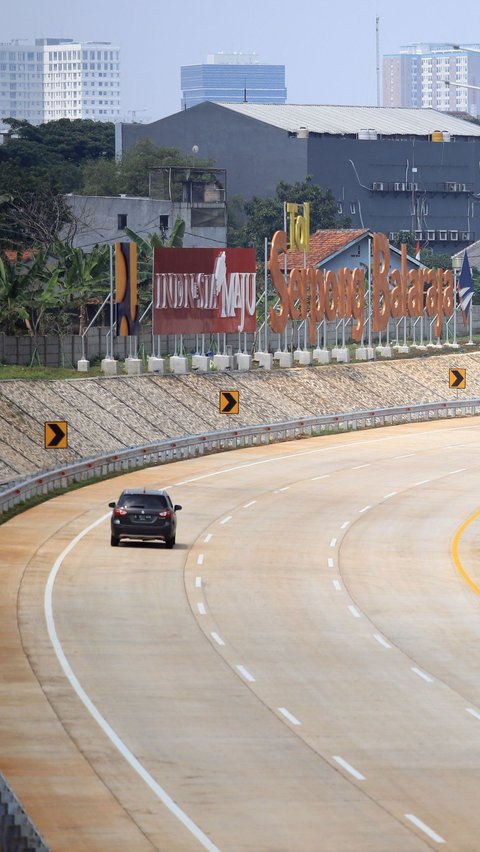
[181,52,286,109]
[0,37,121,128]
[383,43,480,116]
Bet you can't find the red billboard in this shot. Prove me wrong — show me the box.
[153,247,257,334]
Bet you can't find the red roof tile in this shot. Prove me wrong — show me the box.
[285,229,369,269]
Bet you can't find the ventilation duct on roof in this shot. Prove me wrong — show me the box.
[297,126,309,138]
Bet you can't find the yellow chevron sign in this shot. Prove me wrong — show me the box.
[219,390,239,414]
[44,421,68,449]
[449,368,466,389]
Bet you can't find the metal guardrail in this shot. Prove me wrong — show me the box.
[1,399,479,515]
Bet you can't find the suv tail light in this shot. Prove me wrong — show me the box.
[158,509,173,519]
[114,507,128,517]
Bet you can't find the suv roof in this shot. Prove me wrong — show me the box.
[119,488,169,496]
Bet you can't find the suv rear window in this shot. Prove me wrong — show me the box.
[120,494,169,511]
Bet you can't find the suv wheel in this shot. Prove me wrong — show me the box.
[165,535,176,549]
[111,534,119,547]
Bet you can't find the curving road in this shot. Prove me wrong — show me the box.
[3,418,480,850]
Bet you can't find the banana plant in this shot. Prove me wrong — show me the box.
[50,240,109,334]
[123,217,185,307]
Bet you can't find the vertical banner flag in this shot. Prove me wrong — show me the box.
[115,242,138,336]
[457,251,474,323]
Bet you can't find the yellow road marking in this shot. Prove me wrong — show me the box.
[451,510,480,596]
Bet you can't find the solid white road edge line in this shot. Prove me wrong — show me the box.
[44,514,220,852]
[405,813,445,844]
[332,756,365,781]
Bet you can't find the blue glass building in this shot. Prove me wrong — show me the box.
[181,54,286,109]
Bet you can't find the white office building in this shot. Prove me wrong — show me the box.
[383,43,480,116]
[0,37,121,128]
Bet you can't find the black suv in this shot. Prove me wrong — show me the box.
[109,488,182,548]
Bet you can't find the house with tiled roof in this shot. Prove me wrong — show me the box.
[284,229,421,274]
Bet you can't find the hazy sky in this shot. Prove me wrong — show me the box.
[4,0,480,121]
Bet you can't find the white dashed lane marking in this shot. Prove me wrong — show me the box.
[278,707,301,726]
[195,576,202,589]
[197,554,204,566]
[348,605,361,619]
[211,632,225,646]
[405,814,445,844]
[220,515,232,525]
[373,633,391,649]
[333,756,365,781]
[236,665,256,682]
[411,667,433,684]
[197,603,206,616]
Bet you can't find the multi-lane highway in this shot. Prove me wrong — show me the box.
[3,418,480,850]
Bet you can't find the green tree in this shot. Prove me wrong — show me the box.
[231,176,350,257]
[119,140,190,196]
[81,158,120,196]
[51,240,110,334]
[0,118,115,250]
[124,218,186,308]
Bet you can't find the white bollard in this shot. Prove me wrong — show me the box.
[101,357,119,375]
[148,356,165,374]
[278,351,294,368]
[191,354,210,372]
[313,348,331,364]
[170,355,189,374]
[235,353,252,371]
[125,357,144,375]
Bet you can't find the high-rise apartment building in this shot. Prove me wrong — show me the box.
[0,37,121,128]
[181,52,286,110]
[383,43,480,116]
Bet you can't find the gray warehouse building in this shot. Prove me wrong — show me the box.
[116,103,480,253]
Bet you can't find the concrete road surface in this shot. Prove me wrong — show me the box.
[2,418,480,850]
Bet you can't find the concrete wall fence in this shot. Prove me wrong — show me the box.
[2,306,480,368]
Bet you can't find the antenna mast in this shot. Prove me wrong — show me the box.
[376,16,381,106]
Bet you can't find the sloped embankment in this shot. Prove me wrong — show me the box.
[0,351,478,484]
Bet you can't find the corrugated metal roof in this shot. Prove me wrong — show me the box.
[217,104,480,137]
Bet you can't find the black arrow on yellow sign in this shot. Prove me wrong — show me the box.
[219,390,239,415]
[45,420,68,449]
[449,368,466,389]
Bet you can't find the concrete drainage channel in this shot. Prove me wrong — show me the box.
[0,772,49,851]
[0,397,479,850]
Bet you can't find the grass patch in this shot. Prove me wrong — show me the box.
[0,364,105,381]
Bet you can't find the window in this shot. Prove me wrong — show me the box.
[350,202,356,215]
[117,213,127,229]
